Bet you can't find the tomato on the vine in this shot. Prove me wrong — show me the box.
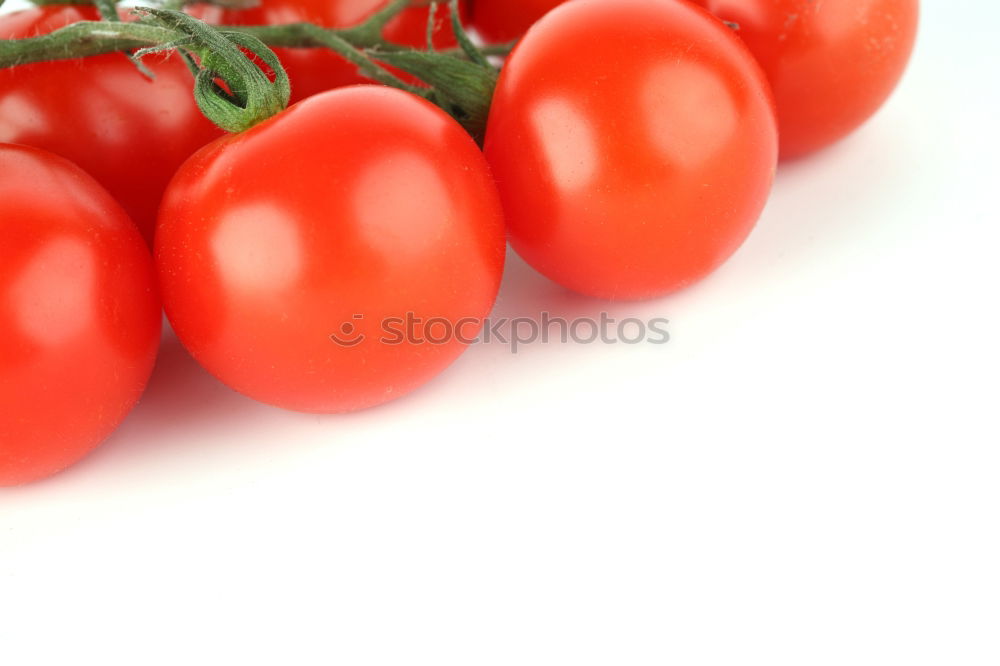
[0,144,161,487]
[0,5,223,245]
[484,0,777,301]
[692,0,919,158]
[156,86,506,413]
[470,0,566,43]
[192,0,468,102]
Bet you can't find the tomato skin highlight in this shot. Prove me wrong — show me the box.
[0,6,223,245]
[483,0,778,301]
[693,0,919,159]
[0,145,161,487]
[156,86,506,414]
[471,0,567,43]
[192,0,468,102]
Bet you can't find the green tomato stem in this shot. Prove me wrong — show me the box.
[92,0,119,21]
[0,0,509,138]
[133,8,290,133]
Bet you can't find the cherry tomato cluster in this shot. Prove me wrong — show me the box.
[0,0,918,485]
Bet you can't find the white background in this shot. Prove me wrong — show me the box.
[2,1,999,664]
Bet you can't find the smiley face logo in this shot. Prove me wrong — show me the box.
[329,314,366,347]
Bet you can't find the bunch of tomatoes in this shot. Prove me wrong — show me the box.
[0,0,918,485]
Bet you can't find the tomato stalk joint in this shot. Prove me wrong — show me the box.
[133,8,290,133]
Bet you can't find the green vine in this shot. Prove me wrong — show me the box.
[0,0,513,139]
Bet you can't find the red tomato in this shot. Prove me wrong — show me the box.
[693,0,919,159]
[471,0,567,43]
[0,144,161,486]
[193,0,468,102]
[156,86,506,413]
[0,6,222,245]
[484,0,777,301]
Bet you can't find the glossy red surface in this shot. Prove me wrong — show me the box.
[157,86,506,413]
[694,0,919,158]
[0,144,161,486]
[471,0,567,43]
[484,0,778,301]
[0,6,223,244]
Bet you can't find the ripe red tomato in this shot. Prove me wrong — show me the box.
[193,0,468,102]
[0,144,161,487]
[156,86,506,413]
[692,0,919,159]
[0,6,223,245]
[484,0,777,301]
[471,0,567,43]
